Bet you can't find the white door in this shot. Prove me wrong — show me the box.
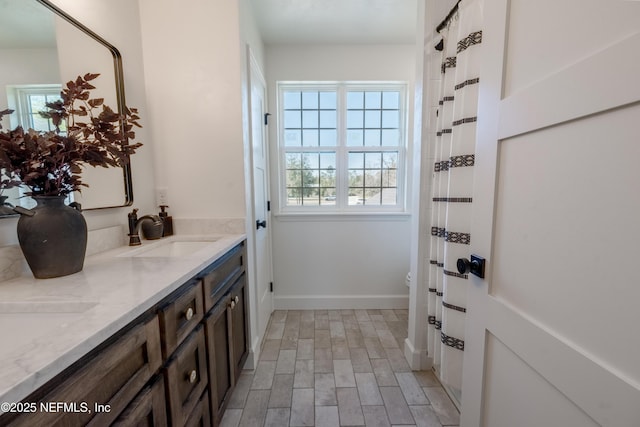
[249,51,274,345]
[461,1,640,426]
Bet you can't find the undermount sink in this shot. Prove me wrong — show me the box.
[120,238,220,258]
[0,300,98,314]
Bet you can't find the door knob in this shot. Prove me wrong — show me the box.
[456,255,485,278]
[256,219,267,230]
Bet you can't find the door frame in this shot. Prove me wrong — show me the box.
[243,45,274,368]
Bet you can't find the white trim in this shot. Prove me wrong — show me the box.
[274,212,410,222]
[273,294,409,310]
[243,335,261,371]
[498,31,640,140]
[7,84,61,130]
[487,295,640,425]
[404,337,431,371]
[276,81,409,214]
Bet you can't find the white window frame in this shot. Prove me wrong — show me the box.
[276,81,408,215]
[7,85,62,131]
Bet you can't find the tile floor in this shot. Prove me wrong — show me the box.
[220,309,460,427]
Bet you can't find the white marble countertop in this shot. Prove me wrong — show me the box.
[0,233,246,409]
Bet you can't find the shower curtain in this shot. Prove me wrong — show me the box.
[427,0,483,402]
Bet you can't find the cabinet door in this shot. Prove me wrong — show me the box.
[204,294,232,426]
[184,391,211,427]
[112,376,167,427]
[229,273,248,382]
[164,325,208,427]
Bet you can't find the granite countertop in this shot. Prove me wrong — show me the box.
[0,233,246,409]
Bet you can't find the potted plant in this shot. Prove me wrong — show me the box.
[0,73,142,278]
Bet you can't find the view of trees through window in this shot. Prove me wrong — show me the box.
[281,84,405,209]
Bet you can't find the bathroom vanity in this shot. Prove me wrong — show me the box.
[0,234,247,426]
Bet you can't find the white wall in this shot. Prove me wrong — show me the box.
[138,0,247,221]
[266,44,415,309]
[0,0,156,246]
[0,48,59,130]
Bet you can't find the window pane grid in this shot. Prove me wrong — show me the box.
[347,150,398,206]
[280,84,405,211]
[283,90,337,148]
[346,90,401,147]
[285,151,337,206]
[22,92,62,132]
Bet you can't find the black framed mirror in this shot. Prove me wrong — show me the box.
[0,0,134,216]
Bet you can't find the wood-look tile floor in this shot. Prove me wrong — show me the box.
[221,309,460,427]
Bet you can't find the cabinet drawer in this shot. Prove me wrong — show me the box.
[159,279,204,358]
[201,243,245,312]
[184,391,211,427]
[112,375,167,426]
[164,325,208,427]
[5,316,162,427]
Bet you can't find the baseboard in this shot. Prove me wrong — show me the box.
[404,337,431,370]
[273,294,409,310]
[243,335,263,371]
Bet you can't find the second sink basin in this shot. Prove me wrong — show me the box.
[132,241,214,257]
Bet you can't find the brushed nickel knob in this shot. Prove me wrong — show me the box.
[185,307,194,320]
[234,296,239,304]
[188,370,197,384]
[230,300,236,309]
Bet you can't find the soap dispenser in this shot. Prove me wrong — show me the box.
[159,205,173,236]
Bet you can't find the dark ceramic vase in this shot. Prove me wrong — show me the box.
[16,195,87,279]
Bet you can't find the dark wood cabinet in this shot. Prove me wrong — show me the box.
[2,316,163,427]
[202,245,248,426]
[229,273,248,384]
[184,392,211,427]
[112,376,167,426]
[159,278,205,359]
[0,240,247,427]
[201,244,245,312]
[164,325,208,426]
[204,294,232,425]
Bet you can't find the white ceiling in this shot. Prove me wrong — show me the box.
[249,0,418,45]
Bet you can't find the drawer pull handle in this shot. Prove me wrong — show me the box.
[185,307,194,321]
[230,300,236,309]
[188,370,197,384]
[234,296,239,304]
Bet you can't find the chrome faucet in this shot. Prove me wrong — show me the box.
[128,208,164,246]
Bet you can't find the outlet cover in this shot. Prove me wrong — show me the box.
[156,187,169,206]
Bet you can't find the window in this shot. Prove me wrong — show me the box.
[5,85,69,207]
[11,86,63,132]
[278,83,407,212]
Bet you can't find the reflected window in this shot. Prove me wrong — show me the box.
[12,85,62,131]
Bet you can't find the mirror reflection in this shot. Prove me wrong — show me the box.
[0,0,133,216]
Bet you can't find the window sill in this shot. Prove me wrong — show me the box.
[273,211,411,222]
